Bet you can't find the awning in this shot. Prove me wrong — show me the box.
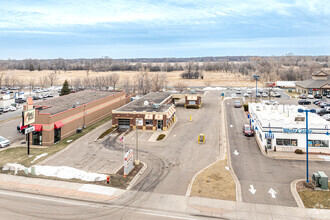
[54,121,64,129]
[155,114,163,120]
[33,124,43,132]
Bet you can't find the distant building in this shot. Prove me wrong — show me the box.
[295,70,330,96]
[26,90,130,146]
[275,81,297,89]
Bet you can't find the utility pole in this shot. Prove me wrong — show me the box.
[136,127,139,165]
[253,75,259,102]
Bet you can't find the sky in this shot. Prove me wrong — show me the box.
[0,0,329,59]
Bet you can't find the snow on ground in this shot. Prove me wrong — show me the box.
[2,163,107,182]
[31,153,48,163]
[203,87,227,91]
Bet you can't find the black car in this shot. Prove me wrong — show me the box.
[314,94,322,99]
[298,100,311,105]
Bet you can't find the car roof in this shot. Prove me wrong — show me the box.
[243,124,250,127]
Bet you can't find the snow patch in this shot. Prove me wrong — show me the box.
[2,163,107,182]
[31,153,48,163]
[203,87,227,91]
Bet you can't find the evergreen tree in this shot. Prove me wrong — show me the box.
[60,80,71,96]
[29,64,34,71]
[38,65,41,71]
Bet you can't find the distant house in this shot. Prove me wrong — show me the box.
[295,70,330,95]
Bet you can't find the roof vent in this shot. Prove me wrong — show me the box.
[153,103,161,109]
[144,101,149,106]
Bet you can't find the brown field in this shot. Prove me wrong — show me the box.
[6,70,256,87]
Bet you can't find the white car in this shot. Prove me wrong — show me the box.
[243,93,249,97]
[3,106,11,112]
[8,106,16,111]
[247,90,251,94]
[265,100,279,105]
[236,89,241,94]
[262,92,268,97]
[0,136,10,148]
[307,94,314,99]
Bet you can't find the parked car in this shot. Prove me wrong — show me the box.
[262,92,268,97]
[327,94,330,99]
[307,94,314,99]
[265,100,279,105]
[236,89,241,94]
[320,102,330,108]
[234,100,242,108]
[47,93,54,97]
[17,123,28,133]
[2,106,10,112]
[298,100,311,105]
[256,92,261,97]
[322,114,330,121]
[314,94,322,99]
[8,106,16,111]
[243,93,249,97]
[274,92,281,98]
[0,136,10,148]
[243,124,254,136]
[316,108,330,116]
[299,94,307,99]
[247,90,251,94]
[33,96,40,100]
[0,107,3,113]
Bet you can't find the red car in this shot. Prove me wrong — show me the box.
[243,124,254,136]
[17,122,28,133]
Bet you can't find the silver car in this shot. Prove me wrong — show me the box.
[234,100,242,108]
[0,136,10,148]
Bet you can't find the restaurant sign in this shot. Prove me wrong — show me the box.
[283,128,312,134]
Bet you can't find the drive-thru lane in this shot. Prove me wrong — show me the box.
[225,98,330,206]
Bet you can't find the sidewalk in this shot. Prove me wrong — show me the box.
[0,174,329,219]
[266,150,330,161]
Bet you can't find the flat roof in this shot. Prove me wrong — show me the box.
[115,92,172,113]
[36,90,119,115]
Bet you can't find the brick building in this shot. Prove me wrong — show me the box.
[27,90,130,146]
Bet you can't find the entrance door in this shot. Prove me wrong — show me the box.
[266,139,272,150]
[54,128,61,143]
[32,131,42,145]
[157,120,163,130]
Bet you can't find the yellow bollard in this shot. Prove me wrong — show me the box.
[189,114,192,121]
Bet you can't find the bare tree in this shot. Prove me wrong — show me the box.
[28,78,35,95]
[151,73,168,92]
[173,81,188,92]
[122,78,131,94]
[135,68,151,95]
[38,76,49,88]
[109,72,120,90]
[0,66,6,88]
[204,80,212,87]
[47,71,58,87]
[72,78,82,91]
[4,75,10,87]
[10,76,18,88]
[17,79,25,92]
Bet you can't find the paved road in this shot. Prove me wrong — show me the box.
[0,118,24,145]
[0,189,204,220]
[225,99,330,206]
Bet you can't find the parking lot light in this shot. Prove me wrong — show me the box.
[253,75,259,102]
[326,125,329,136]
[297,108,316,183]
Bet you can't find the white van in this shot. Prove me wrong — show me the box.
[236,89,242,94]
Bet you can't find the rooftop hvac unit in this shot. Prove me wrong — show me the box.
[312,171,328,190]
[153,103,161,109]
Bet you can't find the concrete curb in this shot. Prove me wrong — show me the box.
[291,179,305,208]
[224,99,242,202]
[94,127,118,142]
[185,159,220,197]
[126,162,147,191]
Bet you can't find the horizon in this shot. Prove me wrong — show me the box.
[1,0,329,59]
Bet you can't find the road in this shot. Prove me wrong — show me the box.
[226,98,330,206]
[0,189,204,220]
[0,117,24,145]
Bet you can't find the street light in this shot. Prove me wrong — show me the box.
[297,108,316,183]
[326,125,329,136]
[253,75,259,102]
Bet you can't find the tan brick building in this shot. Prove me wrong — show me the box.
[27,90,130,146]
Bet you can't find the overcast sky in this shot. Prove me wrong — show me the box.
[0,0,329,59]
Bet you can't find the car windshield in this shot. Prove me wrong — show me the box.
[245,126,251,131]
[0,137,6,141]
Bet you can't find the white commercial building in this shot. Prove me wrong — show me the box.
[249,103,330,154]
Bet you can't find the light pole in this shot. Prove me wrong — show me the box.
[297,108,316,183]
[253,75,259,102]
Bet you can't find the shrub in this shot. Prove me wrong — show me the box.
[295,149,304,154]
[243,104,248,111]
[157,134,166,141]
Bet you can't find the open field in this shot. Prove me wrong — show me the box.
[5,70,256,87]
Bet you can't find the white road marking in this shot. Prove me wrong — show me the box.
[318,155,330,161]
[249,185,256,195]
[233,150,239,156]
[225,166,230,171]
[268,188,277,198]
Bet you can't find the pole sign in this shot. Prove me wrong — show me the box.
[23,126,35,134]
[22,109,35,126]
[124,149,134,175]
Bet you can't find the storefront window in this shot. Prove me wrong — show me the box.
[308,140,329,148]
[145,119,153,126]
[276,139,297,146]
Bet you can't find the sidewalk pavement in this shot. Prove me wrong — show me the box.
[266,150,330,161]
[0,174,329,219]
